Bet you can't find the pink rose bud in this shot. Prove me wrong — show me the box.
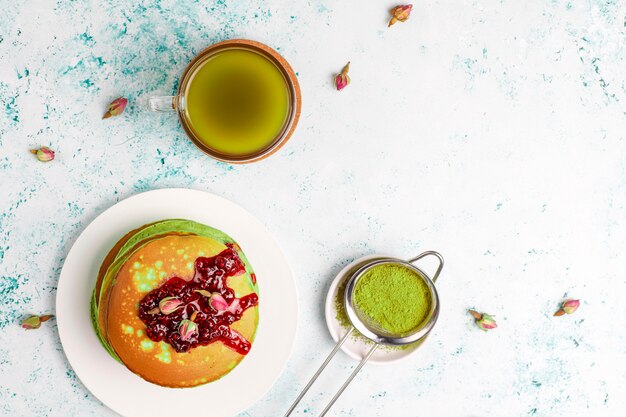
[30,147,55,162]
[158,296,183,315]
[335,62,351,91]
[477,313,497,330]
[209,293,229,311]
[562,299,580,314]
[554,299,580,316]
[388,4,413,27]
[178,319,198,341]
[468,309,497,331]
[21,314,53,330]
[102,97,128,119]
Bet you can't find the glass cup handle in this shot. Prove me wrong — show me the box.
[147,96,176,112]
[408,251,444,282]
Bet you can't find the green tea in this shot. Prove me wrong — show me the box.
[184,49,290,157]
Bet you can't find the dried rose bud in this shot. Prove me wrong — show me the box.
[554,299,580,316]
[208,292,242,314]
[209,293,229,311]
[158,296,183,315]
[30,147,55,162]
[102,97,128,119]
[21,314,53,330]
[468,309,497,331]
[178,319,198,341]
[335,62,351,91]
[388,4,413,27]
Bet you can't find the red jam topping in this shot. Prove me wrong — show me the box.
[138,246,258,354]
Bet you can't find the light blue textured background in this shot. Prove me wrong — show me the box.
[1,0,626,416]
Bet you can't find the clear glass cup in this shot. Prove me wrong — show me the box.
[148,39,301,164]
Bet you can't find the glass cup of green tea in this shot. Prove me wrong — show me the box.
[148,39,301,163]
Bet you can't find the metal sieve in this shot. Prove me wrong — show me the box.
[284,251,444,417]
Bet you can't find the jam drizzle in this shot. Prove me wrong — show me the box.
[138,246,258,354]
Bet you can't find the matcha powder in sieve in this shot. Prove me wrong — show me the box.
[353,264,432,334]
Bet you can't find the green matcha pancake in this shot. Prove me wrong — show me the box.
[91,219,259,388]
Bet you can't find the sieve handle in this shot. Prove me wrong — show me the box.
[318,344,378,417]
[283,327,355,417]
[409,251,444,282]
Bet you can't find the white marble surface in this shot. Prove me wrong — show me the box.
[1,0,625,416]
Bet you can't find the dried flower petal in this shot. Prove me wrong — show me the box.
[388,4,413,27]
[21,314,53,330]
[178,319,198,341]
[554,299,580,316]
[209,293,229,311]
[102,97,128,119]
[30,147,55,162]
[335,62,350,91]
[159,296,183,315]
[468,309,497,331]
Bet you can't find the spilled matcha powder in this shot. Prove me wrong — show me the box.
[354,264,431,334]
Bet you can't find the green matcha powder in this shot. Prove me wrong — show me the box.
[335,264,431,348]
[354,264,431,333]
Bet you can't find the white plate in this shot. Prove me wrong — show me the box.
[56,188,298,417]
[324,254,426,364]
